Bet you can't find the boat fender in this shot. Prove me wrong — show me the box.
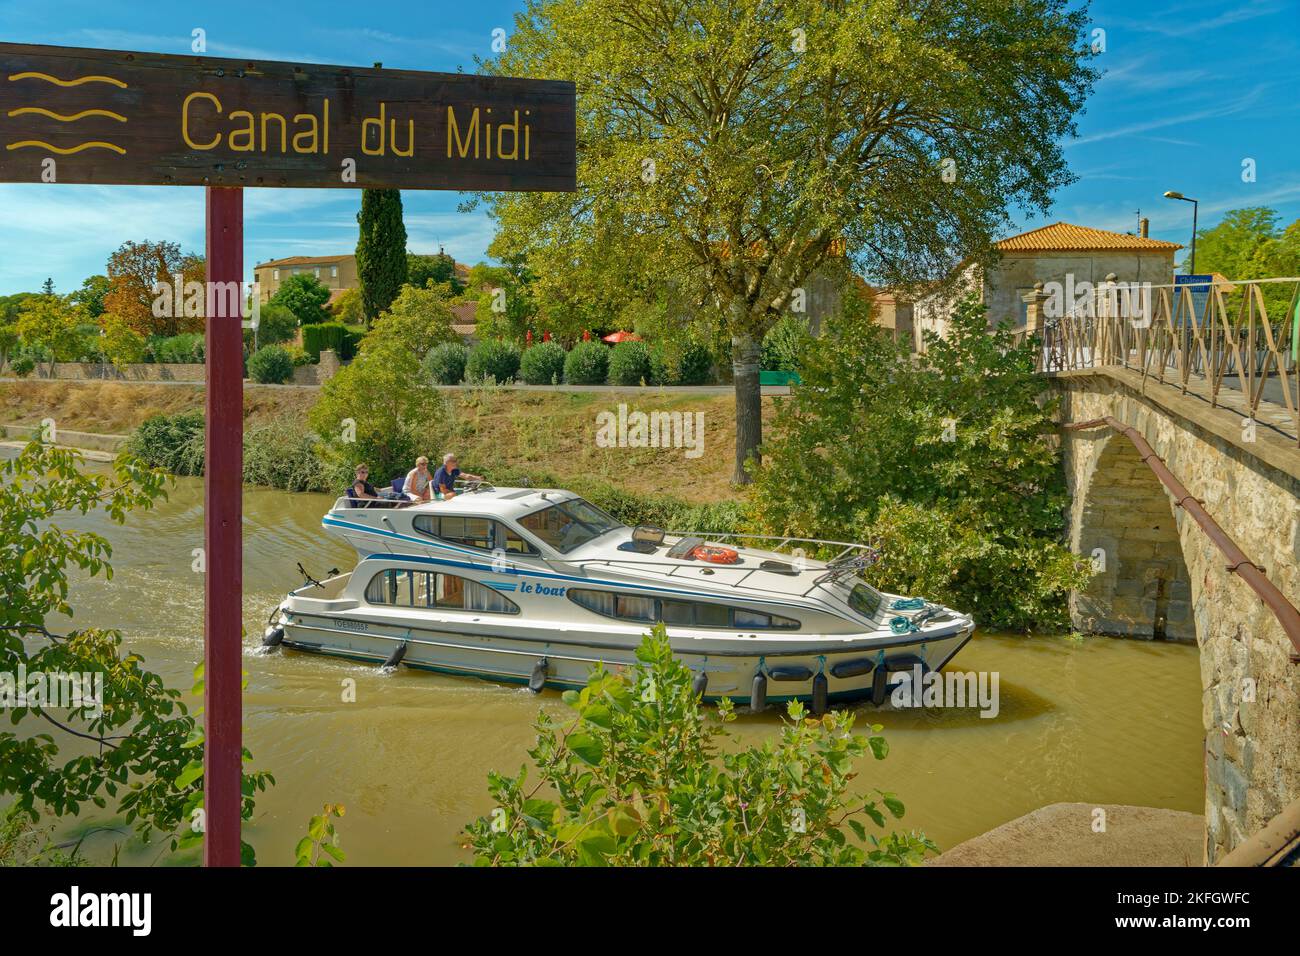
[750,672,768,714]
[529,657,549,694]
[870,664,889,706]
[830,657,874,679]
[261,625,284,648]
[767,664,813,682]
[811,672,828,716]
[888,653,927,672]
[691,670,709,699]
[382,640,409,670]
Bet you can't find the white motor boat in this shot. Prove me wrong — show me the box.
[265,483,976,711]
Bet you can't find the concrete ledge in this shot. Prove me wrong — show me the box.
[930,803,1204,867]
[0,423,127,452]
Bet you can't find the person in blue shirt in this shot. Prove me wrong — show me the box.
[432,452,482,499]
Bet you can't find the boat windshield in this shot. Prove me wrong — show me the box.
[847,580,884,620]
[519,497,625,553]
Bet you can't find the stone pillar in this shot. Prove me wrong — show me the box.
[1021,281,1048,336]
[318,349,341,382]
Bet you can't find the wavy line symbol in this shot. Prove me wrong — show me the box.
[6,107,127,123]
[7,71,127,88]
[5,140,127,155]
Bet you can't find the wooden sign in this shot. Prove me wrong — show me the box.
[0,42,576,191]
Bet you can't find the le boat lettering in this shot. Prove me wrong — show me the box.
[0,42,576,190]
[269,484,976,713]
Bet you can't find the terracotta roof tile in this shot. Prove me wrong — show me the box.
[996,222,1182,252]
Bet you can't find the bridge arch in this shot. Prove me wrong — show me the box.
[1070,429,1196,642]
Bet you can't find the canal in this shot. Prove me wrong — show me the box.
[32,465,1206,865]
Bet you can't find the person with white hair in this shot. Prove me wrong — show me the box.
[403,455,434,501]
[432,452,482,499]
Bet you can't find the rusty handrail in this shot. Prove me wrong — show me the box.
[1216,794,1300,866]
[1066,416,1300,661]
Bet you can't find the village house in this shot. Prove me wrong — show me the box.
[252,251,479,339]
[907,221,1182,351]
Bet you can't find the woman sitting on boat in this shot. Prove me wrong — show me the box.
[403,456,435,501]
[346,463,380,507]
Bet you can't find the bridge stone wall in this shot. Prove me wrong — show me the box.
[1051,370,1300,864]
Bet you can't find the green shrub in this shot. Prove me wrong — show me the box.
[285,345,313,367]
[9,354,35,377]
[152,333,204,364]
[341,325,365,360]
[127,411,205,476]
[606,340,651,386]
[750,294,1090,631]
[243,419,331,492]
[256,303,298,346]
[271,272,332,326]
[677,341,715,385]
[301,323,347,362]
[464,627,934,866]
[422,341,470,384]
[563,340,609,385]
[518,341,567,384]
[761,315,812,372]
[647,342,674,385]
[465,339,521,384]
[248,344,294,384]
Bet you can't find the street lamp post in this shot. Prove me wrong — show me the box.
[1163,190,1199,274]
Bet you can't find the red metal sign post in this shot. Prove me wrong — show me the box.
[0,41,574,867]
[203,186,244,867]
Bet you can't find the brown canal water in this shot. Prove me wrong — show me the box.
[30,465,1206,865]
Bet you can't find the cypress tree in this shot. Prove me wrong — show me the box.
[355,189,409,325]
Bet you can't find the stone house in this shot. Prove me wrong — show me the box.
[253,252,471,309]
[909,221,1182,351]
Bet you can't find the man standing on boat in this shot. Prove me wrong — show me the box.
[432,453,483,499]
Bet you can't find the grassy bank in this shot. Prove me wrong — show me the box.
[0,380,762,504]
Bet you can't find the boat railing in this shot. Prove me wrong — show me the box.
[326,480,498,514]
[576,531,881,597]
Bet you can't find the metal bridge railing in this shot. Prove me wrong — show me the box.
[1038,276,1300,445]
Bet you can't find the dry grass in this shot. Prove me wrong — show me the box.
[0,381,317,433]
[0,380,778,503]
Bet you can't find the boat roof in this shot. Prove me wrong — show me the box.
[380,486,581,521]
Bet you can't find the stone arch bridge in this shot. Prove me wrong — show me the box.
[1038,276,1300,864]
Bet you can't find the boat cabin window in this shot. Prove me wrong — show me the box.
[518,498,623,554]
[363,569,519,614]
[412,515,538,555]
[848,582,883,619]
[568,588,799,630]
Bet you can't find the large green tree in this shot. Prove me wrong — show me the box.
[1191,207,1300,327]
[355,189,409,324]
[270,273,332,326]
[480,0,1097,483]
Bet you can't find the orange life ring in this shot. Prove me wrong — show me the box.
[690,544,739,564]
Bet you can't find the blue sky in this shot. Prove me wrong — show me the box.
[0,0,1297,295]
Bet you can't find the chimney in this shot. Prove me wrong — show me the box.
[1139,217,1149,238]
